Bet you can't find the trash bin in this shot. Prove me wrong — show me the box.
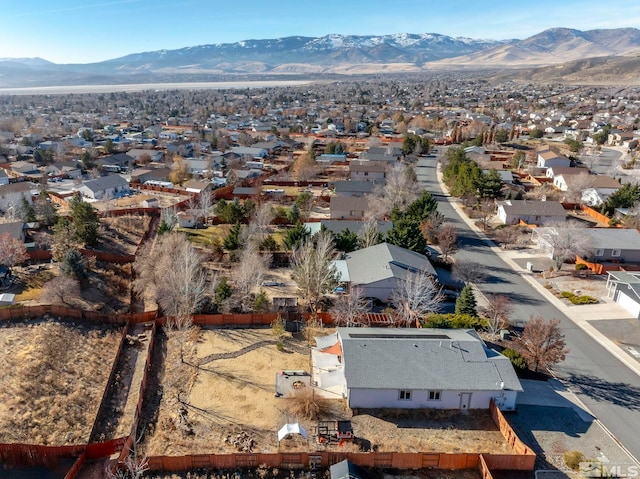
[526,261,534,272]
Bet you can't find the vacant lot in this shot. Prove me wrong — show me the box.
[0,318,122,445]
[99,214,152,256]
[144,328,512,456]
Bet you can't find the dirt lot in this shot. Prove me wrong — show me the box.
[0,317,122,445]
[98,214,152,256]
[144,328,512,456]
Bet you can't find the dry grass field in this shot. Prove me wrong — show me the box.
[143,328,512,457]
[98,214,152,256]
[0,318,122,445]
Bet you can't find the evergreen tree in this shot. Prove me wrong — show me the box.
[333,228,359,253]
[386,216,426,253]
[21,197,36,223]
[69,195,99,246]
[477,169,503,199]
[223,222,242,251]
[455,285,478,317]
[215,276,233,305]
[35,193,58,227]
[283,222,310,250]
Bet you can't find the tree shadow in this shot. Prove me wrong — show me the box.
[566,373,640,411]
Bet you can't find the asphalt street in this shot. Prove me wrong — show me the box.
[416,154,640,461]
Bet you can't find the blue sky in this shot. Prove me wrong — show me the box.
[1,0,640,64]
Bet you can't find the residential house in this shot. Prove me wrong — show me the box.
[330,196,368,220]
[127,148,164,163]
[581,176,622,207]
[536,149,571,169]
[335,242,436,301]
[312,328,522,410]
[334,180,375,197]
[546,166,583,181]
[130,167,172,184]
[550,169,589,191]
[606,272,640,319]
[75,174,130,200]
[349,162,387,183]
[497,200,566,225]
[533,227,640,265]
[0,182,32,213]
[230,146,268,160]
[11,161,38,175]
[184,179,213,195]
[98,153,134,172]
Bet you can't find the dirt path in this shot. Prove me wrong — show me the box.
[90,323,152,442]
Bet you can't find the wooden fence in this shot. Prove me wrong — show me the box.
[580,205,613,226]
[478,454,494,479]
[489,400,536,470]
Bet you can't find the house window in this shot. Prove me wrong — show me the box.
[595,249,604,257]
[428,390,441,401]
[612,249,621,257]
[399,390,412,400]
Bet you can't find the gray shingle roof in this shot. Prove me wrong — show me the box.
[344,242,436,284]
[500,200,566,216]
[338,327,522,392]
[79,174,128,193]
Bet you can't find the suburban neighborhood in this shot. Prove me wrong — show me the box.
[0,74,640,479]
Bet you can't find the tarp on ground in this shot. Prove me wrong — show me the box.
[315,368,345,390]
[278,423,309,442]
[312,348,342,370]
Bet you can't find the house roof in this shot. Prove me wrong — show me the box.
[305,220,393,236]
[330,460,372,479]
[607,272,640,302]
[183,179,211,191]
[337,327,522,392]
[78,174,128,193]
[334,181,375,194]
[591,176,622,189]
[349,162,387,173]
[548,166,584,177]
[330,196,369,212]
[537,227,640,251]
[344,242,436,285]
[0,221,24,241]
[499,200,566,217]
[0,182,31,195]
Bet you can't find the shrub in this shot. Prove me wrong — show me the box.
[560,291,598,305]
[502,348,528,371]
[563,450,585,470]
[423,313,487,329]
[286,386,331,420]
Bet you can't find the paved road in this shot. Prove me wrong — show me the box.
[416,154,640,461]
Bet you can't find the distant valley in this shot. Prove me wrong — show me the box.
[1,27,640,88]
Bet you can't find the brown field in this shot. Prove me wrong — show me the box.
[0,318,122,445]
[144,328,511,456]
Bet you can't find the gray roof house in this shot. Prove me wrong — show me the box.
[75,174,130,200]
[497,200,566,225]
[336,242,436,301]
[334,180,375,197]
[537,149,571,169]
[0,182,32,213]
[533,227,640,265]
[312,328,522,411]
[330,196,368,220]
[606,272,640,319]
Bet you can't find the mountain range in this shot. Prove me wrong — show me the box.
[1,28,640,88]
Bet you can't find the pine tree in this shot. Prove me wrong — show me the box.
[455,285,478,317]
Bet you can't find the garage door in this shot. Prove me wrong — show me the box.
[617,291,640,319]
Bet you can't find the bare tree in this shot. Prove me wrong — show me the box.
[494,226,521,249]
[543,222,592,270]
[41,276,81,306]
[160,206,178,232]
[563,172,595,204]
[516,315,569,372]
[291,230,340,313]
[391,270,443,327]
[242,203,274,248]
[481,294,513,338]
[330,286,368,327]
[198,191,214,227]
[452,261,486,284]
[473,199,496,231]
[133,233,208,318]
[0,232,28,267]
[231,244,271,312]
[367,162,420,218]
[437,224,458,262]
[357,216,382,249]
[420,210,445,244]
